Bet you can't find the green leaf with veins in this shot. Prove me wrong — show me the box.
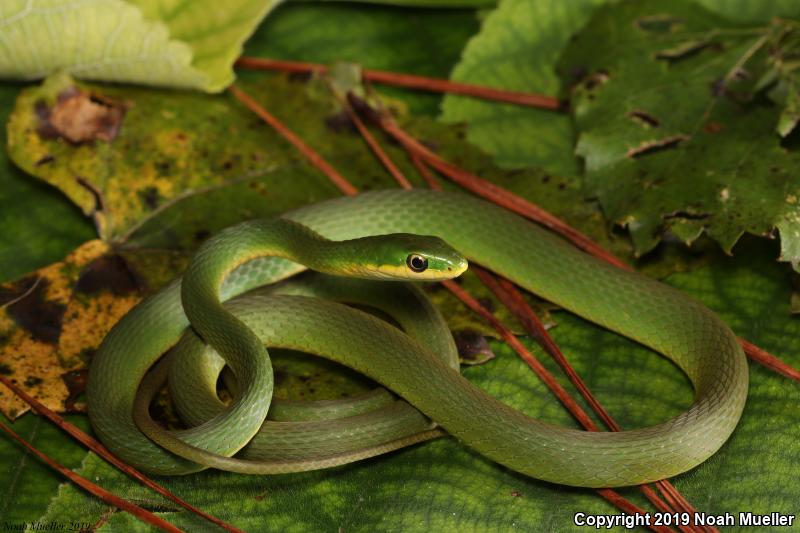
[440,0,604,175]
[0,0,279,92]
[559,0,800,267]
[2,6,798,528]
[38,238,800,532]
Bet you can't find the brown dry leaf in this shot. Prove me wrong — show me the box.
[1,240,108,418]
[0,241,188,419]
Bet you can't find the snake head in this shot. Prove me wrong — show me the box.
[344,233,468,281]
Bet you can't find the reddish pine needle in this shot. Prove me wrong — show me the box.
[597,489,675,533]
[655,480,719,533]
[639,484,688,522]
[739,338,800,381]
[0,420,183,533]
[476,269,619,430]
[235,57,562,110]
[228,84,359,197]
[0,375,245,533]
[331,90,413,190]
[410,154,443,191]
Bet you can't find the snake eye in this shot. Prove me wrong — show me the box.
[406,254,428,273]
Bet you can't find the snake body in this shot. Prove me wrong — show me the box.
[87,189,748,487]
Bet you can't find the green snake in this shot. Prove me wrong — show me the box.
[87,189,748,487]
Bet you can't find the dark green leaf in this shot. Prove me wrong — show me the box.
[560,0,800,266]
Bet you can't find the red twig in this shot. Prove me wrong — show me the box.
[739,338,800,381]
[235,57,562,109]
[0,376,245,533]
[228,84,359,197]
[597,489,675,533]
[410,154,443,191]
[478,269,619,429]
[640,484,687,520]
[0,421,183,533]
[331,90,413,190]
[655,480,718,533]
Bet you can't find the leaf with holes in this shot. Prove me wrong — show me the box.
[559,0,800,266]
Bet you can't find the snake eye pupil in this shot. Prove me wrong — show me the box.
[407,254,428,273]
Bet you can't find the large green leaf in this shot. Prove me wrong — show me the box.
[440,0,604,175]
[559,0,800,265]
[35,238,800,531]
[0,0,279,92]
